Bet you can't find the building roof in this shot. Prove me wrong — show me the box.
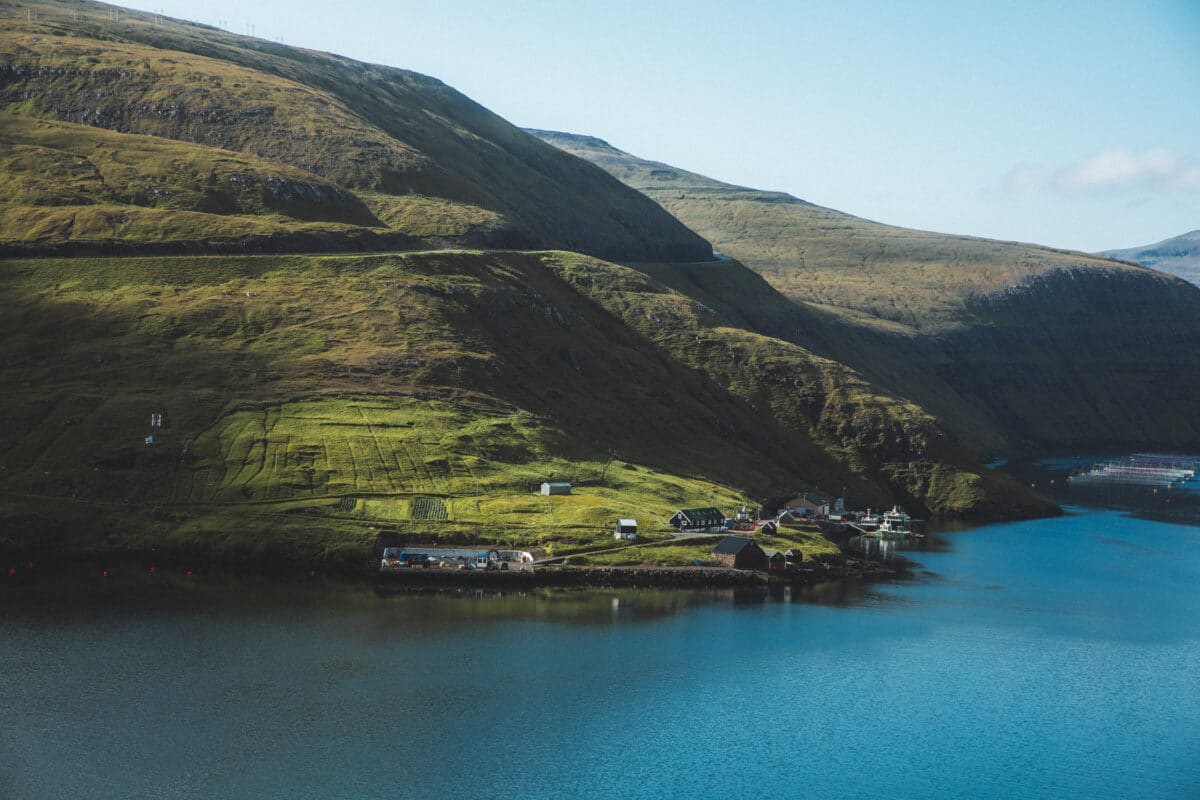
[673,507,725,526]
[542,481,571,488]
[762,548,785,560]
[711,536,757,556]
[617,518,637,527]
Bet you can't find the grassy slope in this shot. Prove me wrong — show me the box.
[0,0,710,261]
[531,130,1200,453]
[0,113,394,244]
[542,253,1051,519]
[527,130,1136,333]
[0,250,883,564]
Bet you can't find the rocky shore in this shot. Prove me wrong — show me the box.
[1,545,902,591]
[372,561,900,589]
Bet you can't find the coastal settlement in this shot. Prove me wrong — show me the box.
[375,487,922,586]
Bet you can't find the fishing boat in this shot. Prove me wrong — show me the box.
[877,506,913,539]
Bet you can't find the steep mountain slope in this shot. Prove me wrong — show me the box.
[542,253,1048,519]
[3,250,1046,563]
[0,0,710,261]
[532,129,1200,453]
[1103,230,1200,287]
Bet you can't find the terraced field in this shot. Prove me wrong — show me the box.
[174,397,749,548]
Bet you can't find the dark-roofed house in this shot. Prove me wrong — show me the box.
[762,548,788,574]
[669,507,726,532]
[541,482,571,495]
[710,536,767,570]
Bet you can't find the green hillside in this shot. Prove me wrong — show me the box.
[531,130,1200,454]
[0,248,1049,563]
[2,1,1145,570]
[0,0,710,261]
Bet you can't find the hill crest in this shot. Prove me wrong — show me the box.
[530,127,1200,456]
[0,1,711,262]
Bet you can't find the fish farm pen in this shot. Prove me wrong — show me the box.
[1067,454,1200,488]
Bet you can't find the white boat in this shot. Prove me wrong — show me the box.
[876,506,913,539]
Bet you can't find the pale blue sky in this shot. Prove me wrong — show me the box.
[118,0,1199,252]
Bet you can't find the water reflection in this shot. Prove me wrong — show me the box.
[1,563,917,629]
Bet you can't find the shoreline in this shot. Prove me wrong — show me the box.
[0,546,903,592]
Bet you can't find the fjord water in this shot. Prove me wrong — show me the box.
[3,509,1199,800]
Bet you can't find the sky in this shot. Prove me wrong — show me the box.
[116,0,1200,252]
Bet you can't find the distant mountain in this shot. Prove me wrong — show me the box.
[531,129,1200,455]
[1102,230,1200,287]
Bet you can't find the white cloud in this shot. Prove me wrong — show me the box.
[1053,148,1200,192]
[1001,163,1046,192]
[988,148,1200,198]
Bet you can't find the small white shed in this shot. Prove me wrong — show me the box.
[613,518,638,541]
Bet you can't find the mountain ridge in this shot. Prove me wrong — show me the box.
[1102,229,1200,287]
[0,1,711,262]
[530,128,1200,455]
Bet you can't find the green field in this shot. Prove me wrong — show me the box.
[0,248,829,562]
[181,396,748,544]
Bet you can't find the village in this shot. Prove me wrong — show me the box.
[376,482,924,584]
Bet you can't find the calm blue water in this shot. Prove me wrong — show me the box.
[2,507,1199,799]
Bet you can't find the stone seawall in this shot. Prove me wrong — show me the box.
[375,565,766,589]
